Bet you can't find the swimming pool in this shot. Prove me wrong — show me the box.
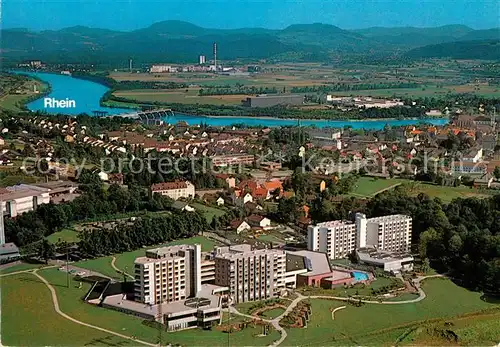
[352,271,369,281]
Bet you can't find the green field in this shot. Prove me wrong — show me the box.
[113,89,247,106]
[1,273,132,346]
[75,256,120,279]
[191,203,226,222]
[0,262,48,275]
[47,228,80,244]
[284,278,500,346]
[407,182,491,202]
[260,308,285,319]
[350,177,404,197]
[4,269,279,346]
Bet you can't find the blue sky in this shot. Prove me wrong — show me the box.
[3,0,499,31]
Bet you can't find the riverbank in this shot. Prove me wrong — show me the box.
[0,72,51,112]
[10,70,449,129]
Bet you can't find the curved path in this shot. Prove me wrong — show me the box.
[0,265,57,277]
[110,256,134,280]
[33,270,157,347]
[228,274,446,347]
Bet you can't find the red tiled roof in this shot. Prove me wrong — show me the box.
[151,181,188,191]
[252,187,268,199]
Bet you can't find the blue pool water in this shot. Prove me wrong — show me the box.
[352,271,369,281]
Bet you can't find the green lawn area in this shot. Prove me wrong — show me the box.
[191,203,226,222]
[285,278,500,346]
[1,273,132,346]
[408,182,491,203]
[30,269,279,346]
[260,308,285,319]
[47,228,80,244]
[257,233,284,243]
[350,177,404,197]
[75,256,119,279]
[0,262,47,275]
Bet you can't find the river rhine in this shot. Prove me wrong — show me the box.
[19,71,448,129]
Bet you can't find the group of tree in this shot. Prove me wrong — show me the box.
[368,187,500,294]
[78,212,208,256]
[4,177,173,248]
[199,86,278,96]
[291,82,419,94]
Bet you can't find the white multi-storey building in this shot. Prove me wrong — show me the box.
[356,213,412,253]
[308,214,412,259]
[214,244,286,303]
[307,220,357,259]
[134,244,202,305]
[151,181,195,200]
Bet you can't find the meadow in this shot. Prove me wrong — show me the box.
[284,278,500,346]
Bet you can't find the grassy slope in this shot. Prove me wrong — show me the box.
[1,273,131,346]
[285,278,499,346]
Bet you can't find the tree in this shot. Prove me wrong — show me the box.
[421,258,430,274]
[38,240,55,264]
[494,166,500,180]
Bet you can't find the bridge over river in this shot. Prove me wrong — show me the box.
[93,108,174,125]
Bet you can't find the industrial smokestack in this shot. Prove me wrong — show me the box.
[213,42,217,72]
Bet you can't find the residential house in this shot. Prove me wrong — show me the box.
[230,220,251,234]
[171,201,196,212]
[247,215,271,229]
[216,197,224,206]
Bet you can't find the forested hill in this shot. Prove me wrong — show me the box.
[406,40,500,60]
[2,21,499,64]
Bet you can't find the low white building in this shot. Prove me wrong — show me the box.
[0,184,50,217]
[356,247,414,274]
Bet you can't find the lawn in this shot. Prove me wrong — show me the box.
[408,182,491,203]
[1,273,132,346]
[284,278,499,346]
[0,262,47,275]
[33,269,279,346]
[47,228,80,244]
[191,203,226,222]
[350,177,404,197]
[260,308,285,319]
[75,256,120,279]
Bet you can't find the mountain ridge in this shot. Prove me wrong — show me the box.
[2,20,499,64]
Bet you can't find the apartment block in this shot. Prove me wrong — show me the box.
[356,213,412,253]
[308,214,412,259]
[307,220,357,259]
[214,244,286,303]
[151,181,195,200]
[134,244,201,305]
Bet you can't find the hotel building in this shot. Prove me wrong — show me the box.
[307,220,357,259]
[214,244,286,303]
[308,214,412,259]
[355,213,412,253]
[134,244,202,305]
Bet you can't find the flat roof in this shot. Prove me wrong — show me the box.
[102,284,228,317]
[366,215,411,223]
[356,247,414,264]
[215,244,284,260]
[285,250,332,276]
